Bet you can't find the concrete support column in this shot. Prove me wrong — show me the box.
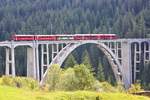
[35,43,40,81]
[27,47,36,79]
[41,44,44,78]
[51,44,54,59]
[5,47,15,76]
[41,44,49,79]
[121,40,132,88]
[46,44,49,68]
[143,43,149,64]
[133,44,137,82]
[5,48,10,75]
[117,42,122,64]
[33,46,36,79]
[149,42,150,61]
[133,43,141,82]
[11,47,15,76]
[148,43,150,61]
[51,44,59,59]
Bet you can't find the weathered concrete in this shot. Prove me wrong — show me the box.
[5,47,15,76]
[27,47,36,79]
[121,40,132,88]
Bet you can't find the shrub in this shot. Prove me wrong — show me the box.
[73,64,96,90]
[46,64,62,91]
[92,80,103,92]
[99,82,117,92]
[116,82,125,93]
[128,83,143,93]
[0,76,39,90]
[46,64,96,91]
[46,64,125,92]
[57,68,78,91]
[1,76,15,86]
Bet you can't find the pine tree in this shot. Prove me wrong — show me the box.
[81,49,93,71]
[133,13,145,38]
[141,63,150,89]
[97,61,105,82]
[63,54,77,68]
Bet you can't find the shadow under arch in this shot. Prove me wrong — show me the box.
[40,41,127,88]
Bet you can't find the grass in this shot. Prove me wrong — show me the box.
[0,85,149,100]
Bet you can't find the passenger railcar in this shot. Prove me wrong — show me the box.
[11,34,35,41]
[11,34,118,41]
[35,35,57,41]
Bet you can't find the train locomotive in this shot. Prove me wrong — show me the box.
[11,34,118,41]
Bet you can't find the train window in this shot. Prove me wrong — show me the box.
[58,36,73,40]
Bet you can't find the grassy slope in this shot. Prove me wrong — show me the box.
[0,86,149,100]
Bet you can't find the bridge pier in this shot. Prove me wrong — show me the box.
[41,44,50,79]
[27,47,37,79]
[121,40,132,88]
[35,43,40,81]
[5,47,15,76]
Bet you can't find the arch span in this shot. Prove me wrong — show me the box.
[40,41,127,87]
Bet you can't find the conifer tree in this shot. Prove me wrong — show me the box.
[81,49,93,71]
[63,54,77,68]
[97,60,105,82]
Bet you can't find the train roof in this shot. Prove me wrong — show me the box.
[75,34,116,35]
[13,34,35,36]
[13,34,116,36]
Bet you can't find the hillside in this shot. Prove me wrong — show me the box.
[0,0,150,40]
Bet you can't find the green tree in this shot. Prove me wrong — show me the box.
[141,63,150,89]
[46,64,62,91]
[58,68,78,91]
[97,61,105,82]
[63,54,77,68]
[73,64,96,90]
[102,55,116,85]
[81,49,93,71]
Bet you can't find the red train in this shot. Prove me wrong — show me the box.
[11,34,118,41]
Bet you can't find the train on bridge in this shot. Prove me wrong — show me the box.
[11,34,118,41]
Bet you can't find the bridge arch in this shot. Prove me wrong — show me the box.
[40,41,126,87]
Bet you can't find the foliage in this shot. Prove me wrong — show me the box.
[46,64,125,92]
[81,49,93,71]
[99,82,118,92]
[102,55,116,85]
[63,54,77,68]
[141,63,150,90]
[46,64,96,91]
[0,85,149,100]
[0,0,149,39]
[57,68,78,91]
[0,76,38,90]
[73,64,95,90]
[46,64,62,91]
[97,61,105,82]
[128,83,143,93]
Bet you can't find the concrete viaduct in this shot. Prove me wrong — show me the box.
[0,39,150,88]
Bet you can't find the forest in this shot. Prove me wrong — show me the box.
[0,0,150,89]
[0,0,149,40]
